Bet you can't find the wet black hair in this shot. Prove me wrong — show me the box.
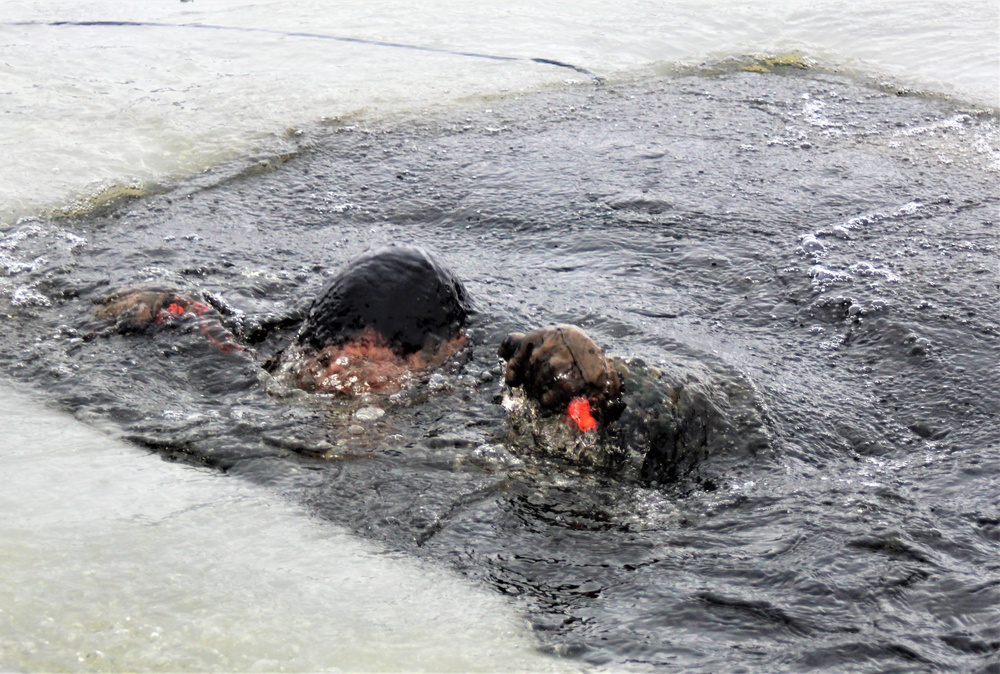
[295,246,470,355]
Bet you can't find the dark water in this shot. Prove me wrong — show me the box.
[2,68,998,672]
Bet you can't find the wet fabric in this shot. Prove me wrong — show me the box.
[501,357,772,487]
[93,288,248,355]
[609,358,771,486]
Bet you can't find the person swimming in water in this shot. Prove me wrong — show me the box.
[95,246,471,398]
[95,245,768,486]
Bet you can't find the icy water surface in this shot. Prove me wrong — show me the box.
[0,387,566,673]
[2,0,996,225]
[2,69,998,671]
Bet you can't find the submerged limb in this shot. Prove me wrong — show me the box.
[93,288,251,355]
[498,324,772,486]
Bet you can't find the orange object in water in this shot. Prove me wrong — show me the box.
[165,303,186,317]
[567,397,598,432]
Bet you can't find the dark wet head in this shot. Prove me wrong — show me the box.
[296,246,470,355]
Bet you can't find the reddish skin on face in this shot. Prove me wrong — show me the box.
[288,327,467,395]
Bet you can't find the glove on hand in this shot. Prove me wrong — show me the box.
[499,324,620,416]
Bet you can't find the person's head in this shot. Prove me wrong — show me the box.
[295,246,470,357]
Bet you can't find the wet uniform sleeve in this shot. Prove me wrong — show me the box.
[609,358,734,485]
[94,289,249,355]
